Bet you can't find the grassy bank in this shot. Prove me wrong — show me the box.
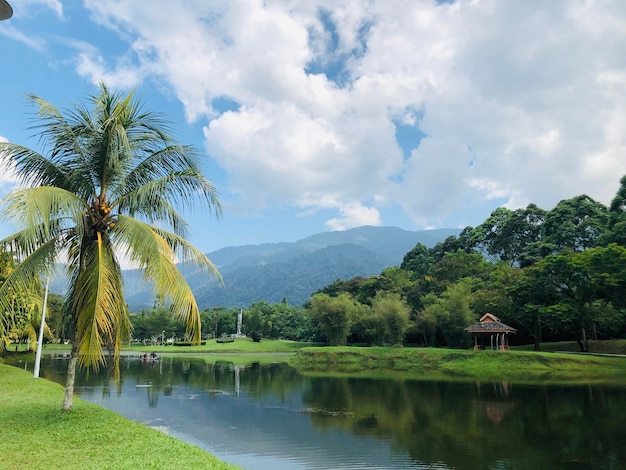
[289,346,626,385]
[0,364,239,470]
[513,339,626,355]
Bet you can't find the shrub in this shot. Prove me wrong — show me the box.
[173,341,207,346]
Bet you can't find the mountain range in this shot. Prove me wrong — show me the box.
[53,226,460,310]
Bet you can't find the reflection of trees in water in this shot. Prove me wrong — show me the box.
[301,377,626,470]
[40,354,305,402]
[33,355,626,469]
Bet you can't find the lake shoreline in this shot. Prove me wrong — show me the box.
[288,346,626,385]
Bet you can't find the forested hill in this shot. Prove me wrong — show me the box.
[122,226,460,310]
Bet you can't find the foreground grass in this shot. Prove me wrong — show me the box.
[289,346,626,385]
[0,364,238,470]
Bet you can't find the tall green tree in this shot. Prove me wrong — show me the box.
[541,195,608,252]
[603,174,626,246]
[370,293,410,346]
[472,204,546,266]
[305,293,362,346]
[0,84,221,410]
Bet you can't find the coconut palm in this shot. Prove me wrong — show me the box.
[0,82,221,410]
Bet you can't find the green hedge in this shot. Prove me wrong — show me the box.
[216,338,235,344]
[173,340,207,346]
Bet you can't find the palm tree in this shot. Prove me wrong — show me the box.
[0,83,221,410]
[0,248,49,351]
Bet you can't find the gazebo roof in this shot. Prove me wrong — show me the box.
[465,313,516,334]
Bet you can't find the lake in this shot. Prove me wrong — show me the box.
[9,354,626,469]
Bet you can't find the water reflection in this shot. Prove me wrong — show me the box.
[9,354,626,470]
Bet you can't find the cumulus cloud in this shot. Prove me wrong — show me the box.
[73,0,626,229]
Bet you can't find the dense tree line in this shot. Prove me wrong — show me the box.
[310,175,626,351]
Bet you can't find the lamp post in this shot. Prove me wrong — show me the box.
[33,277,49,378]
[0,0,13,20]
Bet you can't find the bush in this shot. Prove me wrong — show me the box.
[216,338,234,344]
[173,341,207,346]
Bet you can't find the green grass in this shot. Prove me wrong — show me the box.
[0,364,239,470]
[127,338,313,353]
[289,346,626,385]
[162,352,296,365]
[36,338,309,355]
[513,339,626,355]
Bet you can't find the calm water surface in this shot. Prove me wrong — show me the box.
[11,354,626,469]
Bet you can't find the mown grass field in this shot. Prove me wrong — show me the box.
[39,338,311,354]
[512,339,626,355]
[0,364,239,470]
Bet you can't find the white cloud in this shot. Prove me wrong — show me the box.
[0,24,46,51]
[14,0,63,19]
[73,0,626,228]
[326,202,381,231]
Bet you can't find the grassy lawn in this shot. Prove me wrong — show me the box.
[513,339,626,355]
[0,364,239,470]
[40,338,312,355]
[289,346,626,385]
[129,338,314,354]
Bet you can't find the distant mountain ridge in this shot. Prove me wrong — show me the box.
[102,226,460,310]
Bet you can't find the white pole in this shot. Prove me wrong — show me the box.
[33,277,49,379]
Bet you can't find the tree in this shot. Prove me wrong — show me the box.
[472,204,546,266]
[131,307,186,343]
[541,195,608,252]
[370,293,410,346]
[417,280,477,348]
[0,83,221,410]
[0,247,47,351]
[305,293,362,346]
[401,243,434,279]
[603,174,626,246]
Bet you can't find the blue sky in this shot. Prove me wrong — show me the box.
[1,1,625,254]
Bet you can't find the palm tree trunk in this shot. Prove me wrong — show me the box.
[62,342,78,411]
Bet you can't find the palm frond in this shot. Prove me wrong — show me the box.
[71,232,127,370]
[111,215,220,342]
[114,170,220,235]
[0,143,69,189]
[0,187,87,253]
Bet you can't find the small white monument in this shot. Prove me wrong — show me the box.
[236,309,243,338]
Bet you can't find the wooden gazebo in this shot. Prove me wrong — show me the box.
[465,313,516,351]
